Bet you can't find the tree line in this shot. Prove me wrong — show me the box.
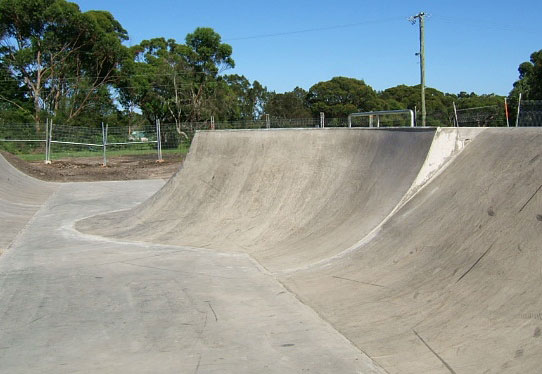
[1,0,541,130]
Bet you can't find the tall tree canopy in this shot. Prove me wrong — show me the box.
[0,0,128,125]
[265,87,311,118]
[510,50,542,100]
[223,74,267,120]
[306,77,385,117]
[118,28,237,130]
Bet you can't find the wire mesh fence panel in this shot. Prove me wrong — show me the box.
[323,118,348,127]
[0,122,47,157]
[425,111,455,127]
[348,113,413,128]
[518,100,542,127]
[48,124,105,160]
[216,119,267,130]
[455,105,506,127]
[270,118,320,128]
[104,125,159,158]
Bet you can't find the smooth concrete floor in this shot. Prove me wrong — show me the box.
[0,180,384,373]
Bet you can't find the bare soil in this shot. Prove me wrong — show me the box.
[1,151,183,182]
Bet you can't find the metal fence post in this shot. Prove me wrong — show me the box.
[210,116,215,130]
[453,102,459,127]
[45,120,53,164]
[515,93,522,127]
[101,122,108,167]
[156,119,163,162]
[265,114,270,129]
[44,119,49,164]
[504,98,510,127]
[320,112,325,128]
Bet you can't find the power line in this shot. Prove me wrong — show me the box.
[224,17,404,41]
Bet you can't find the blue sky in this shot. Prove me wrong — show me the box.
[77,0,541,96]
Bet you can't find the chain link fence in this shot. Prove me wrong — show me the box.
[518,100,542,127]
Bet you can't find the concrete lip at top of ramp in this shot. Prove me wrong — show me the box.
[77,127,438,272]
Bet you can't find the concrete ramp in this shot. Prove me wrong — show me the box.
[0,154,57,252]
[285,128,542,373]
[78,128,436,272]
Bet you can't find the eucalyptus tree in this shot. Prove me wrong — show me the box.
[223,74,268,120]
[265,87,311,119]
[0,0,128,126]
[307,77,384,118]
[119,27,235,131]
[510,50,542,100]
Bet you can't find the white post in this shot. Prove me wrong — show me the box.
[453,102,459,127]
[515,93,522,127]
[101,122,107,167]
[156,119,163,162]
[210,116,215,130]
[44,119,49,164]
[265,114,270,129]
[504,98,510,127]
[45,120,53,164]
[369,115,373,128]
[348,115,352,128]
[320,112,325,128]
[376,115,380,128]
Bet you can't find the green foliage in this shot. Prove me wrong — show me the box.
[0,0,128,125]
[0,0,528,131]
[510,50,542,100]
[307,77,386,118]
[185,27,234,76]
[265,87,311,118]
[223,74,268,120]
[119,28,240,128]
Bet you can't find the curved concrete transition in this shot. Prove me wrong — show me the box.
[0,154,57,253]
[77,128,438,272]
[285,128,542,373]
[76,127,542,373]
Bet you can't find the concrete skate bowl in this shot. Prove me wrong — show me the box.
[77,127,542,373]
[77,128,437,272]
[0,154,57,253]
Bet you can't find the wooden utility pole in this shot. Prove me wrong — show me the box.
[410,12,426,127]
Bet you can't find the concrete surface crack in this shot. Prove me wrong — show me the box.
[412,329,457,374]
[194,353,202,373]
[121,262,184,274]
[456,240,496,283]
[519,183,542,213]
[206,301,218,322]
[332,276,386,288]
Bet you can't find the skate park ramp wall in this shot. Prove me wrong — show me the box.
[0,154,58,253]
[78,128,440,272]
[76,127,542,372]
[285,128,542,373]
